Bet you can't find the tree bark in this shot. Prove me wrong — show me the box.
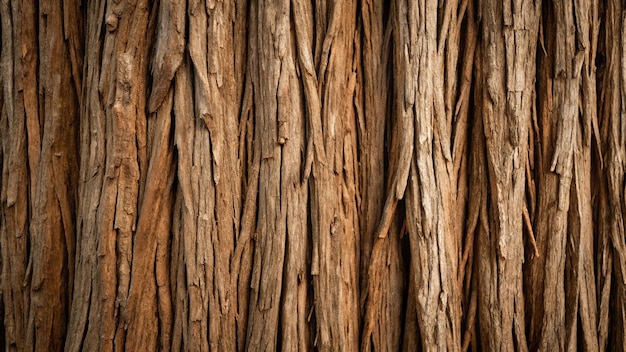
[474,0,539,351]
[2,0,626,351]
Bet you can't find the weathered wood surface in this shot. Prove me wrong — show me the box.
[1,0,626,351]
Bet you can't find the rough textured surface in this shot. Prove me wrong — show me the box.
[1,0,626,351]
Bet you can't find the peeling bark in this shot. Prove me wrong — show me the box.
[2,0,626,351]
[474,0,540,351]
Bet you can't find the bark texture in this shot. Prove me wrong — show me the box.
[1,0,626,351]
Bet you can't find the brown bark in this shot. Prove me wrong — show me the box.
[391,0,466,350]
[474,0,540,351]
[526,1,600,351]
[2,0,626,351]
[598,0,626,349]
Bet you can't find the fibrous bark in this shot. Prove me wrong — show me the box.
[473,0,539,351]
[2,0,626,351]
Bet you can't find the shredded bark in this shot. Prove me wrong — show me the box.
[1,0,625,351]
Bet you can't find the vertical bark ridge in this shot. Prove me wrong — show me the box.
[66,0,155,350]
[64,0,107,350]
[526,0,598,350]
[28,0,81,349]
[393,0,463,350]
[187,0,245,349]
[122,88,175,352]
[564,1,599,351]
[1,1,35,350]
[306,0,361,350]
[171,56,210,352]
[474,0,540,351]
[245,1,309,350]
[598,0,626,349]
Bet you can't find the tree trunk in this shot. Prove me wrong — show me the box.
[2,0,626,351]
